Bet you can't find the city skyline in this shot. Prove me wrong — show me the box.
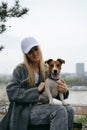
[0,60,87,75]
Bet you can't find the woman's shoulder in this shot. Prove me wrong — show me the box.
[14,63,26,71]
[13,63,28,75]
[12,63,28,81]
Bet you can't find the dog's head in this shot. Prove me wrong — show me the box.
[45,59,65,80]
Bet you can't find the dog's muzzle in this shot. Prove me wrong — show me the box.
[51,69,60,80]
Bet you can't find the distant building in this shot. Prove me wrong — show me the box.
[76,63,85,77]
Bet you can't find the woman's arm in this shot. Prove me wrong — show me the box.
[6,64,39,103]
[56,79,69,100]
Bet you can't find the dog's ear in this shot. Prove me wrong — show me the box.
[44,59,52,72]
[44,62,49,72]
[45,59,53,65]
[57,59,65,64]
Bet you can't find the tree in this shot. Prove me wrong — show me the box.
[0,0,29,51]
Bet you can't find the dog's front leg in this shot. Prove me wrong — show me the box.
[45,86,54,105]
[59,93,67,105]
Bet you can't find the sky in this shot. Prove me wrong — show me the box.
[0,0,87,74]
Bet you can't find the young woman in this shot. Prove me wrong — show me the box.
[6,37,74,130]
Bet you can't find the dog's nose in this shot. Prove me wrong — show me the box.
[53,69,57,74]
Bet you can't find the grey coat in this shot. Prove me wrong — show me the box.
[6,64,69,130]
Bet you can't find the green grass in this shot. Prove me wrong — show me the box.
[75,115,87,123]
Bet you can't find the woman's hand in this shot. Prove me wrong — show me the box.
[38,82,45,93]
[57,79,68,93]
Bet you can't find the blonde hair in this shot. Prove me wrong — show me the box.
[23,48,45,87]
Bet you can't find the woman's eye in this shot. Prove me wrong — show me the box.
[34,48,38,51]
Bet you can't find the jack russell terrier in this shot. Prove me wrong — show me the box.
[39,58,67,105]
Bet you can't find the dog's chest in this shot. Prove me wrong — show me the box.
[45,78,58,97]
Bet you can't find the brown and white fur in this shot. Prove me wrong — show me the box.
[43,58,66,105]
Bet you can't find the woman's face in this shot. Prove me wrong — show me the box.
[26,46,41,63]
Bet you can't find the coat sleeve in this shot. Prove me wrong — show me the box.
[6,65,39,103]
[55,90,69,100]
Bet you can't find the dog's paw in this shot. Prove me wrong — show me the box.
[62,101,70,106]
[49,101,55,105]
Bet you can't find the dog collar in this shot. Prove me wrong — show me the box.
[47,72,60,81]
[50,77,60,81]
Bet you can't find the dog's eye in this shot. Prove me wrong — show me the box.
[50,64,54,67]
[57,64,60,67]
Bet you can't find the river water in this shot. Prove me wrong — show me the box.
[66,90,87,105]
[0,84,87,105]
